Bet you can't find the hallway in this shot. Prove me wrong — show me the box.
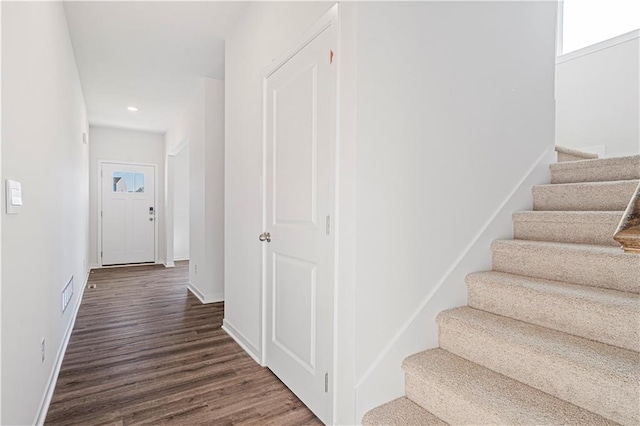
[45,262,321,425]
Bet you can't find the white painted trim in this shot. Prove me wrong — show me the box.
[557,29,640,64]
[165,139,189,269]
[34,268,90,426]
[354,147,554,391]
[91,262,158,270]
[167,138,189,157]
[0,1,3,418]
[187,282,223,304]
[173,256,189,262]
[332,3,358,423]
[164,261,175,268]
[187,282,206,302]
[262,4,338,78]
[260,59,268,367]
[89,122,166,135]
[97,160,159,267]
[222,319,262,365]
[555,0,564,56]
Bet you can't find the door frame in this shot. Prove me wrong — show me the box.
[165,138,190,268]
[260,3,339,420]
[97,160,159,267]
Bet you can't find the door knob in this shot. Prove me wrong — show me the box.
[259,232,271,242]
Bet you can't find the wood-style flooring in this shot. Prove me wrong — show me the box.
[45,262,322,426]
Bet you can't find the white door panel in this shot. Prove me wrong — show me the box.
[264,18,336,425]
[101,163,155,265]
[103,198,127,264]
[273,253,317,372]
[274,64,317,225]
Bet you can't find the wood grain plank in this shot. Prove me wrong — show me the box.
[45,262,322,426]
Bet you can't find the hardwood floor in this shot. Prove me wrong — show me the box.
[46,262,322,425]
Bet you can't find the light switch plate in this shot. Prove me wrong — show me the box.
[6,179,23,214]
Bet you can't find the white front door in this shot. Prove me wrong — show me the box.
[101,162,156,265]
[263,14,336,425]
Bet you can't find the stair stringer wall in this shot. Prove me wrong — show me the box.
[354,148,556,423]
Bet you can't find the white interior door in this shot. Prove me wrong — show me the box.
[263,17,336,425]
[101,162,156,265]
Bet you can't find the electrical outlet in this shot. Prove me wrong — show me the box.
[41,338,45,363]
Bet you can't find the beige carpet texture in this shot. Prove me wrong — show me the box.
[363,151,640,425]
[555,145,600,162]
[512,210,623,247]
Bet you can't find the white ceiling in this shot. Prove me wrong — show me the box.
[64,1,248,133]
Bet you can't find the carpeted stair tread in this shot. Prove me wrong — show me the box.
[403,349,616,425]
[532,179,639,211]
[555,146,599,162]
[437,306,640,424]
[550,155,640,184]
[513,210,623,246]
[361,154,640,424]
[467,271,640,351]
[362,397,447,426]
[491,239,640,293]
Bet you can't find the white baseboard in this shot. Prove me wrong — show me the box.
[187,282,205,301]
[164,261,175,268]
[173,256,189,262]
[222,319,262,365]
[34,267,90,426]
[92,263,157,269]
[187,282,224,304]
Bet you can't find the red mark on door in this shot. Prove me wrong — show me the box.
[330,50,334,64]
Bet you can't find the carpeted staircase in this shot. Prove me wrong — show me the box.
[363,152,640,425]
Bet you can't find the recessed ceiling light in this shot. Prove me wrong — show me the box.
[127,106,139,112]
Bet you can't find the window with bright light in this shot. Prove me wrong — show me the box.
[113,171,145,193]
[562,0,640,54]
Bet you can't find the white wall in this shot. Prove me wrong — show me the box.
[88,126,166,266]
[1,3,89,424]
[173,146,189,260]
[352,2,557,420]
[165,78,224,303]
[224,0,333,363]
[556,31,640,157]
[166,83,204,283]
[0,2,4,420]
[204,79,225,302]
